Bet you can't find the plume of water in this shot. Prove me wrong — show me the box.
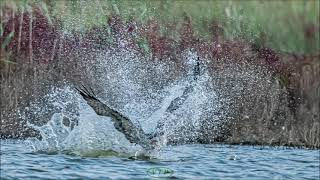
[25,85,143,156]
[24,48,224,157]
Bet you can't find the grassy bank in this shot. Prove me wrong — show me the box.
[2,0,319,53]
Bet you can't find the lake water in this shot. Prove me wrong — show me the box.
[1,140,319,179]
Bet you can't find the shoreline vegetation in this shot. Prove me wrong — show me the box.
[1,1,319,148]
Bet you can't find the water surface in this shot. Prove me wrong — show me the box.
[1,140,319,179]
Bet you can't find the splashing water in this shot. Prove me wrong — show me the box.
[25,86,143,157]
[24,49,224,158]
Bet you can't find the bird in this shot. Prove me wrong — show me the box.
[76,57,202,150]
[76,85,156,151]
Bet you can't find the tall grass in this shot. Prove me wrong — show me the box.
[1,0,319,53]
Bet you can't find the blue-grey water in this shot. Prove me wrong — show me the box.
[1,140,319,179]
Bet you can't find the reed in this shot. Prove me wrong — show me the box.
[1,0,319,53]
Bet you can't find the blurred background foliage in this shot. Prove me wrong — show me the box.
[1,0,319,54]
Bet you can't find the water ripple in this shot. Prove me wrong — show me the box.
[1,141,319,179]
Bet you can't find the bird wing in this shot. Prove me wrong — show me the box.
[76,86,154,150]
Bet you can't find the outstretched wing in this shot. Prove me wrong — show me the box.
[76,86,154,150]
[167,57,201,113]
[152,57,202,139]
[76,86,112,117]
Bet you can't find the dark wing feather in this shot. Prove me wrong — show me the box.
[76,86,111,116]
[76,86,154,150]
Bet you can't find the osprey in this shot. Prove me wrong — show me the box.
[76,86,157,150]
[76,57,201,150]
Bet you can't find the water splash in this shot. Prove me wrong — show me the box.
[25,86,143,156]
[24,49,224,157]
